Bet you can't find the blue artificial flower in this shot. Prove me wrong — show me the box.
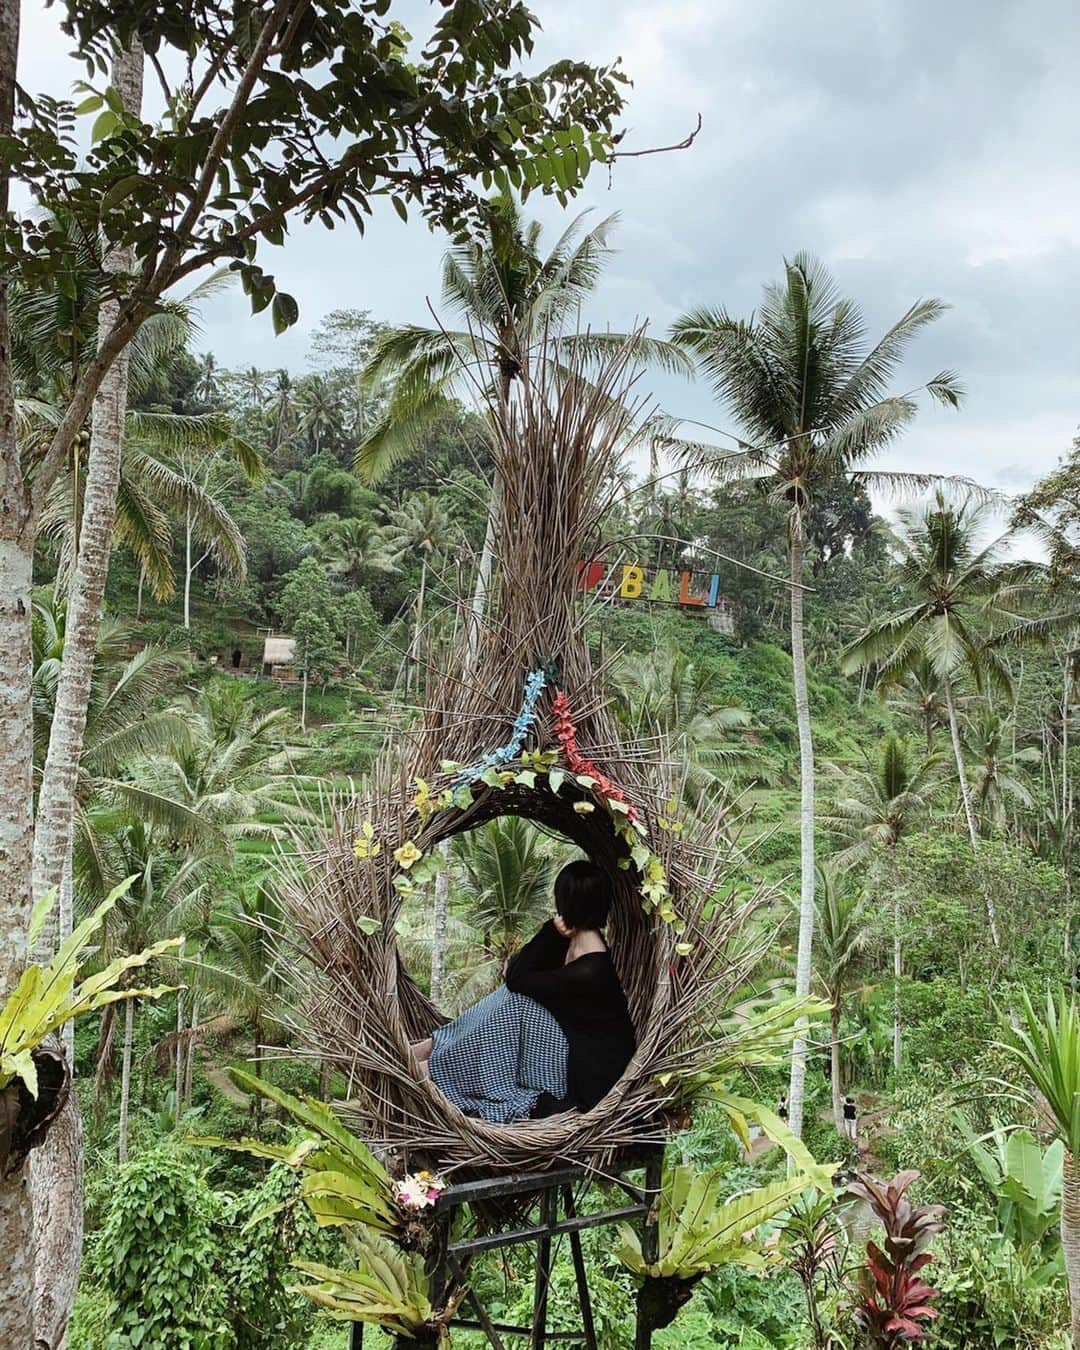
[455,669,547,783]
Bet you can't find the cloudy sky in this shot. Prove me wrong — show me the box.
[17,0,1080,493]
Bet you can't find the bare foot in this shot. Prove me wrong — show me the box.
[410,1037,434,1063]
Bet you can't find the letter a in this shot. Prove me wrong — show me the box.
[650,570,672,602]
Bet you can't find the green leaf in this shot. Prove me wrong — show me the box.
[91,109,120,143]
[356,916,382,935]
[547,767,565,795]
[271,291,299,334]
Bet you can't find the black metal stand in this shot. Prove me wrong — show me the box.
[347,1151,663,1348]
[432,1153,663,1348]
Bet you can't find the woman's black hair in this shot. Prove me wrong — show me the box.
[554,860,611,931]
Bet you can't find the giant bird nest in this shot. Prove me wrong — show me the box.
[279,335,766,1180]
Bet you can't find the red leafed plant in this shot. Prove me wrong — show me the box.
[847,1170,945,1346]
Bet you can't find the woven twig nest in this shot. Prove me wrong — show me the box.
[279,332,763,1179]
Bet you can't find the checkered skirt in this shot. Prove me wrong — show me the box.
[429,985,568,1123]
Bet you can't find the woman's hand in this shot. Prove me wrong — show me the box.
[553,914,574,938]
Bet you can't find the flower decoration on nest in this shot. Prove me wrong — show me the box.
[552,689,638,822]
[456,669,548,783]
[397,1169,447,1211]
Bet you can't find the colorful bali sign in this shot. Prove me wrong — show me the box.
[578,560,729,610]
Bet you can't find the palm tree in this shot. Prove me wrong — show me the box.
[195,352,219,404]
[316,515,398,589]
[612,641,752,805]
[296,374,344,454]
[121,683,315,846]
[239,364,268,409]
[808,868,872,1129]
[451,817,558,994]
[357,192,688,656]
[32,411,257,612]
[269,368,296,452]
[841,490,1028,945]
[73,808,214,1160]
[822,735,940,1069]
[999,991,1080,1347]
[882,655,950,753]
[197,883,289,1120]
[384,493,457,698]
[961,706,1039,837]
[667,253,962,1138]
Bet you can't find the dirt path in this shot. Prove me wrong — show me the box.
[205,1064,251,1108]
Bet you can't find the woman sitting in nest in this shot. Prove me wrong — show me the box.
[410,860,636,1123]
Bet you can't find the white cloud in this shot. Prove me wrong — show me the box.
[11,0,1079,495]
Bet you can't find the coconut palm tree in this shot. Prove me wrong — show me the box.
[120,683,316,846]
[316,515,398,590]
[612,641,752,805]
[667,253,962,1138]
[74,808,215,1160]
[999,991,1080,1347]
[822,735,940,1069]
[961,706,1040,837]
[882,655,950,753]
[449,816,559,1001]
[195,352,220,404]
[197,883,290,1120]
[841,490,1028,945]
[383,493,458,698]
[807,868,872,1129]
[296,374,344,455]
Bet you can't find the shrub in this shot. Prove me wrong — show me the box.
[93,1149,234,1349]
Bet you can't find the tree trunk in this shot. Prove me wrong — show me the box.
[944,676,1000,945]
[1062,1151,1080,1348]
[32,38,143,936]
[251,1014,263,1127]
[59,846,75,1065]
[0,0,35,1331]
[175,989,185,1111]
[136,564,145,619]
[830,1002,842,1130]
[430,841,451,1007]
[29,1089,83,1350]
[466,476,502,668]
[118,998,135,1163]
[787,523,816,1141]
[892,881,902,1073]
[27,47,143,1347]
[183,994,198,1106]
[1065,655,1076,979]
[183,506,194,629]
[411,555,428,698]
[301,665,308,732]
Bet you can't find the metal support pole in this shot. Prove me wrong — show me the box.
[635,1151,665,1350]
[562,1187,598,1350]
[530,1186,559,1349]
[350,1322,363,1350]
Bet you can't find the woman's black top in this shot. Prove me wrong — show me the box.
[505,920,636,1112]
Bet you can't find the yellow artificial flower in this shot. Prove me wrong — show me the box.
[573,801,595,814]
[394,840,423,870]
